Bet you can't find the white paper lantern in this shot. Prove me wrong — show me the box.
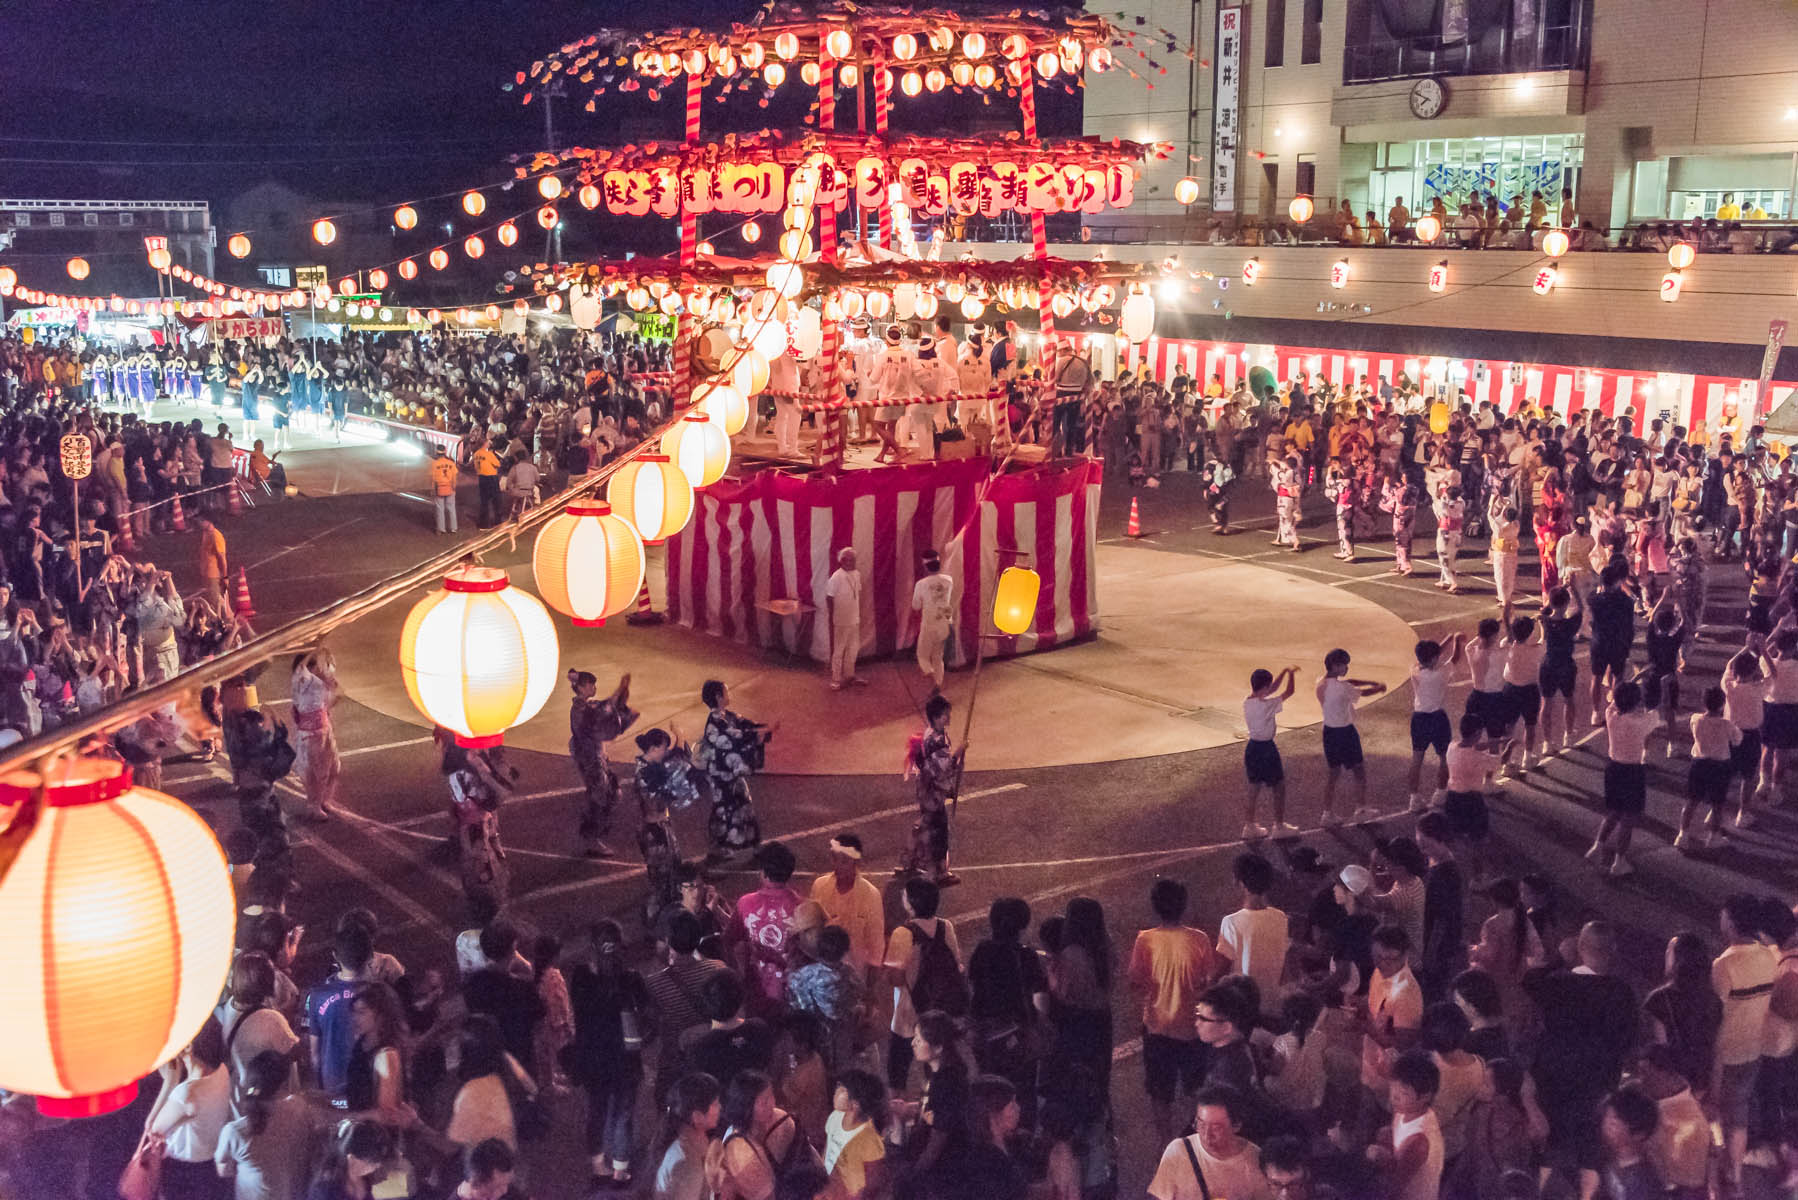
[1120,284,1156,343]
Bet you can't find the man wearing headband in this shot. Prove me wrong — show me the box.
[911,548,956,692]
[810,832,884,980]
[870,324,913,464]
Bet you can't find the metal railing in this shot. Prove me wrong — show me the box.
[1341,0,1590,84]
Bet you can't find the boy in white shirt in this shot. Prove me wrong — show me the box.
[1589,679,1661,877]
[1407,634,1462,812]
[1242,666,1298,839]
[1317,648,1389,826]
[1217,851,1290,1011]
[1680,685,1740,851]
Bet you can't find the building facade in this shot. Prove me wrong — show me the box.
[1086,0,1798,231]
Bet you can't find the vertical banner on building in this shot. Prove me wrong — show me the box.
[1211,5,1242,213]
[1758,318,1787,417]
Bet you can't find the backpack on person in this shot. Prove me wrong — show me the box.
[905,920,970,1017]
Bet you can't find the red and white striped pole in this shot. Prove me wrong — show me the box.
[1019,77,1054,355]
[815,27,846,467]
[874,54,892,252]
[674,68,703,411]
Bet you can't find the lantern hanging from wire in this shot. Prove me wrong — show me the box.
[394,205,418,230]
[65,258,89,281]
[662,413,732,489]
[538,176,564,201]
[694,378,751,435]
[1668,241,1695,270]
[992,566,1041,635]
[398,564,559,748]
[532,501,646,628]
[1415,214,1442,243]
[227,234,252,259]
[462,191,486,217]
[497,222,519,247]
[429,248,449,271]
[1120,283,1156,343]
[537,205,559,230]
[606,454,695,545]
[0,757,236,1118]
[312,219,337,245]
[1542,228,1570,258]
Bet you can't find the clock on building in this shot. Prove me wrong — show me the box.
[1408,77,1446,119]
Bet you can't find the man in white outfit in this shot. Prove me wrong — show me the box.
[825,548,866,689]
[911,549,956,691]
[844,318,881,443]
[872,325,915,463]
[765,347,801,441]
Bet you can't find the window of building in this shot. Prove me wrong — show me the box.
[1361,133,1585,215]
[1264,0,1286,67]
[1261,162,1280,220]
[1295,157,1316,198]
[1301,0,1323,64]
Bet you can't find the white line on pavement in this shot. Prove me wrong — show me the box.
[339,736,434,758]
[300,836,454,938]
[247,516,368,571]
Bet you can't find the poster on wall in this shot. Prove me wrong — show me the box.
[1759,318,1788,416]
[1211,5,1242,213]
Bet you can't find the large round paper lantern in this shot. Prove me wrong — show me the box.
[538,175,564,201]
[148,248,172,271]
[429,248,449,271]
[1668,241,1695,270]
[1174,177,1201,205]
[607,454,694,545]
[1289,195,1314,224]
[227,233,251,259]
[312,219,337,245]
[0,758,234,1118]
[532,501,645,628]
[992,566,1041,635]
[695,379,751,434]
[399,565,559,748]
[463,235,485,259]
[65,258,89,281]
[394,205,418,230]
[1429,401,1451,434]
[1542,228,1569,258]
[462,191,486,217]
[663,413,732,488]
[1415,214,1442,243]
[1120,284,1156,343]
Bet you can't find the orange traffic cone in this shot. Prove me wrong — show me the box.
[112,508,138,555]
[1126,495,1144,538]
[168,493,187,532]
[625,580,664,626]
[227,478,245,516]
[232,567,254,619]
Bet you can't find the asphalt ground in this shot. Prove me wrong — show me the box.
[121,464,1798,1199]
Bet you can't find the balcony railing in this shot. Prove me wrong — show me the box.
[1341,0,1590,84]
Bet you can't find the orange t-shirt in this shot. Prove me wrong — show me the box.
[1128,925,1216,1040]
[199,527,228,580]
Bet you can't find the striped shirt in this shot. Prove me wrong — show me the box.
[1712,941,1776,1067]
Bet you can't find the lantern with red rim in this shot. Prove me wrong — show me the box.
[398,565,559,748]
[606,453,694,545]
[532,500,646,627]
[661,412,732,488]
[0,757,235,1118]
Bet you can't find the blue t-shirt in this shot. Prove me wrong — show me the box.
[303,977,359,1097]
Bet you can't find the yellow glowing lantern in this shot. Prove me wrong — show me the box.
[742,41,765,69]
[537,205,559,230]
[992,566,1041,635]
[1120,283,1156,343]
[399,565,559,748]
[607,454,695,545]
[1289,195,1314,224]
[1090,46,1113,71]
[227,233,251,259]
[464,235,485,259]
[915,292,939,320]
[866,290,892,319]
[1668,241,1695,270]
[663,412,733,489]
[779,229,813,260]
[394,204,418,230]
[897,70,919,96]
[1035,51,1058,77]
[1173,177,1201,205]
[894,33,918,60]
[148,248,172,271]
[65,258,89,281]
[839,63,860,86]
[398,258,418,280]
[775,32,799,59]
[1002,34,1029,59]
[696,379,752,433]
[497,222,519,247]
[1415,214,1442,243]
[429,247,450,271]
[767,259,805,298]
[961,295,986,320]
[682,48,705,74]
[578,184,601,210]
[963,31,987,58]
[1050,291,1077,319]
[1429,401,1451,434]
[974,62,997,88]
[825,28,852,58]
[0,759,235,1118]
[764,62,786,86]
[462,191,486,217]
[742,220,763,245]
[952,61,974,86]
[1542,228,1569,258]
[539,176,563,201]
[532,501,646,628]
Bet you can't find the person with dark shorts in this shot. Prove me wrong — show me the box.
[1443,712,1505,852]
[1588,679,1659,878]
[1500,616,1545,776]
[1680,685,1739,852]
[1723,645,1770,828]
[1587,561,1637,726]
[1316,648,1388,826]
[1538,587,1583,752]
[1241,666,1299,840]
[1763,628,1798,805]
[1464,619,1512,745]
[1406,634,1462,812]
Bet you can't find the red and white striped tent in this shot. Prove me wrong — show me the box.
[1123,336,1798,436]
[665,458,1102,663]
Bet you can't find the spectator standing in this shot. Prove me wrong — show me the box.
[1129,879,1216,1145]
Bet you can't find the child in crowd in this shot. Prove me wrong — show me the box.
[1317,648,1388,826]
[1406,635,1462,812]
[1242,666,1299,839]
